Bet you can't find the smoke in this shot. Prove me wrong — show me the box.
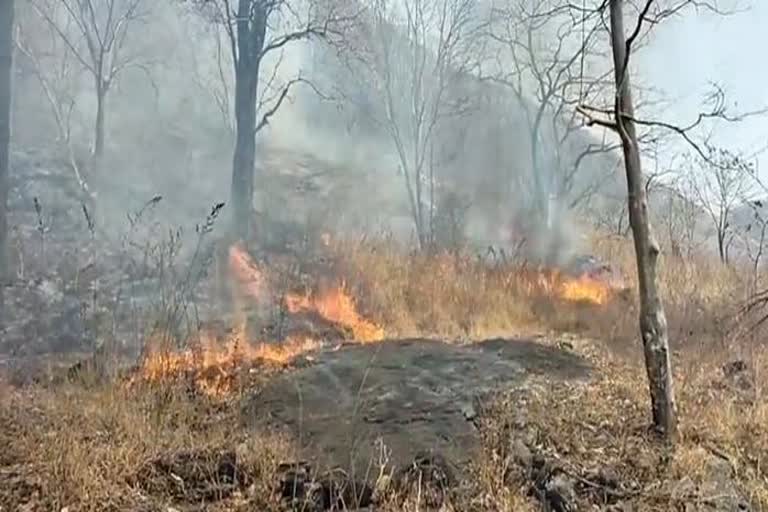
[10,0,620,265]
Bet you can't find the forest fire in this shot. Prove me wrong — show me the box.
[284,285,385,342]
[129,243,384,396]
[133,330,319,396]
[558,273,613,305]
[521,268,615,306]
[127,242,619,396]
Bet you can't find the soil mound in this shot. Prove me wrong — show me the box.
[243,337,590,475]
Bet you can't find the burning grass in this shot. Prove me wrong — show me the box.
[127,239,620,398]
[130,329,320,397]
[2,233,767,510]
[324,237,622,340]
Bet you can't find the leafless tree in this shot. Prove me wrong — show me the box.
[346,0,481,248]
[190,19,236,135]
[30,0,150,166]
[688,147,755,264]
[659,171,701,259]
[574,0,763,440]
[740,201,768,293]
[484,0,618,221]
[189,0,352,242]
[0,0,14,316]
[14,2,92,199]
[577,0,679,439]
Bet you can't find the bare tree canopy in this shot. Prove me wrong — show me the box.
[29,0,151,165]
[341,0,483,247]
[184,0,354,243]
[483,0,616,220]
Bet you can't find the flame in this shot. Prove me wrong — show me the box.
[558,273,611,305]
[132,328,320,397]
[517,268,613,305]
[129,243,383,396]
[228,242,267,300]
[284,283,385,342]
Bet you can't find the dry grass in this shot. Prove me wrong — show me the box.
[2,233,767,510]
[474,345,768,510]
[0,381,295,511]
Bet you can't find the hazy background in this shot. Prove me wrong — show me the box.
[639,1,768,173]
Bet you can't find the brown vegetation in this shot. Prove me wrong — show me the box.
[1,230,766,510]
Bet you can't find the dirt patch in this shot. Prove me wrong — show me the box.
[242,337,591,477]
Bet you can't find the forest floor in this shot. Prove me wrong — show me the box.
[1,152,767,511]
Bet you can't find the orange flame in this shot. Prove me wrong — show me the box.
[558,273,612,305]
[517,268,613,305]
[284,284,385,342]
[132,328,320,396]
[129,243,384,396]
[228,242,267,300]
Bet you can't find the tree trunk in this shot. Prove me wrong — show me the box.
[231,73,257,242]
[0,0,14,316]
[93,81,106,163]
[230,1,267,244]
[530,112,547,223]
[609,0,677,439]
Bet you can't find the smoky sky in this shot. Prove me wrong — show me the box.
[637,2,768,178]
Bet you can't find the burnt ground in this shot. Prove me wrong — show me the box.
[243,337,591,478]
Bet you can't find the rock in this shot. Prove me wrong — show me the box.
[698,454,750,511]
[276,461,313,505]
[244,338,590,475]
[721,360,754,392]
[136,449,243,502]
[314,471,374,510]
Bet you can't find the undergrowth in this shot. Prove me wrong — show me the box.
[2,233,767,510]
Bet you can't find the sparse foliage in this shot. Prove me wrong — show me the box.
[14,2,92,201]
[484,0,615,222]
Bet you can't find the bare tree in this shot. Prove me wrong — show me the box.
[485,0,617,221]
[190,19,236,135]
[190,0,350,242]
[589,0,679,438]
[658,172,701,259]
[741,201,768,293]
[0,0,13,314]
[347,0,480,247]
[688,147,755,264]
[14,2,92,199]
[30,0,150,166]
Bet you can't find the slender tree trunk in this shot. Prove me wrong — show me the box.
[0,0,14,317]
[93,81,106,162]
[530,113,547,223]
[230,1,266,244]
[609,0,677,439]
